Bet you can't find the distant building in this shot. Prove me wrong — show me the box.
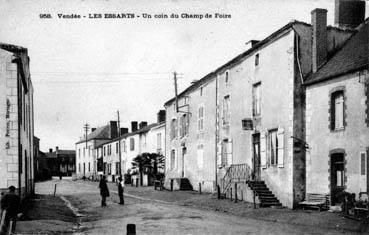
[75,121,118,179]
[0,43,34,200]
[45,147,76,177]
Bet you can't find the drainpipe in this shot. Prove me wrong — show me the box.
[214,74,219,191]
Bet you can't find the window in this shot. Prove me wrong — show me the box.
[361,152,367,176]
[198,106,204,132]
[200,86,203,96]
[116,143,119,153]
[108,163,112,175]
[78,149,81,158]
[225,70,229,84]
[221,139,232,166]
[157,133,162,151]
[267,128,284,167]
[222,96,230,125]
[116,162,120,175]
[253,82,261,116]
[83,147,85,157]
[180,114,189,137]
[255,53,259,66]
[130,138,135,151]
[269,130,278,165]
[170,119,177,139]
[197,144,204,169]
[122,140,126,152]
[331,90,344,130]
[78,163,81,173]
[103,146,106,156]
[170,150,175,170]
[88,162,90,172]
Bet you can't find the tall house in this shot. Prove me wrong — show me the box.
[164,5,355,208]
[0,43,34,199]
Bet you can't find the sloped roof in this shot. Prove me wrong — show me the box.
[95,123,160,148]
[75,125,111,144]
[164,21,310,106]
[305,21,368,85]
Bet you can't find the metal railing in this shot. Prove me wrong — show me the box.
[220,163,251,194]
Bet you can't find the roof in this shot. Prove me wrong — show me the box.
[164,20,310,106]
[75,125,111,144]
[0,43,27,53]
[46,149,75,158]
[95,123,160,148]
[305,20,368,85]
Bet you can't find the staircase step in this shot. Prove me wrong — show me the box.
[260,202,282,207]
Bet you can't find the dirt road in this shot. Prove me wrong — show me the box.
[23,179,362,235]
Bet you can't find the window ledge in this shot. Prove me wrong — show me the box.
[331,127,345,133]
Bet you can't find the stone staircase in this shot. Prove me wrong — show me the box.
[248,181,282,207]
[179,178,193,190]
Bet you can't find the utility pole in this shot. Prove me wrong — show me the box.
[117,110,122,176]
[83,123,90,149]
[173,71,179,113]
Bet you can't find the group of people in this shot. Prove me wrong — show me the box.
[99,175,125,206]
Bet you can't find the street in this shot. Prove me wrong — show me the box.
[15,179,365,235]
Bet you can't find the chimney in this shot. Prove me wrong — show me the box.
[91,127,96,132]
[335,0,366,28]
[109,121,118,139]
[139,121,148,129]
[157,110,166,123]
[49,148,52,153]
[131,121,138,132]
[55,146,59,152]
[120,127,128,135]
[311,8,328,73]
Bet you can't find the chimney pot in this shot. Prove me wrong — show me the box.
[157,110,166,123]
[139,121,148,129]
[311,8,328,73]
[49,148,52,153]
[120,127,128,135]
[109,121,118,139]
[131,121,138,132]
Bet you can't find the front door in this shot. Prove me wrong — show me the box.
[330,152,345,205]
[252,133,261,181]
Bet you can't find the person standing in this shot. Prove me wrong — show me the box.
[0,186,20,234]
[99,175,109,207]
[117,176,124,205]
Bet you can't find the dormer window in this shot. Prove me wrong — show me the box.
[255,53,259,66]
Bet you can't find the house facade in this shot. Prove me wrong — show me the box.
[75,121,118,179]
[0,43,34,199]
[164,4,357,208]
[305,6,368,205]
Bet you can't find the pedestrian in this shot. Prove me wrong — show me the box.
[59,171,63,181]
[99,175,109,207]
[0,186,20,234]
[117,176,124,205]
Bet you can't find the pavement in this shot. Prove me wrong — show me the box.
[14,179,368,234]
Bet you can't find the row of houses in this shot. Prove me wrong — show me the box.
[0,43,35,200]
[75,110,165,184]
[75,0,368,209]
[164,1,369,209]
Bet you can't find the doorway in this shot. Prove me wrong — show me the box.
[252,133,261,181]
[330,152,345,205]
[182,147,187,178]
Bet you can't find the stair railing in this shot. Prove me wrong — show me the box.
[220,163,252,195]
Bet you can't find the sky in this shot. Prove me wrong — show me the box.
[1,0,366,151]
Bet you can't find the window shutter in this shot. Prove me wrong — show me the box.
[260,131,267,169]
[217,143,222,166]
[277,128,284,167]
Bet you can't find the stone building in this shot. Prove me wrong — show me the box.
[164,2,360,208]
[305,1,368,205]
[0,43,34,199]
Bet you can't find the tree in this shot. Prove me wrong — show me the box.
[131,152,165,186]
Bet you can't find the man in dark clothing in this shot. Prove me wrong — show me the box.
[0,186,20,234]
[99,175,109,207]
[117,176,124,205]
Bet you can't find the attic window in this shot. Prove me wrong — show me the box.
[255,53,259,66]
